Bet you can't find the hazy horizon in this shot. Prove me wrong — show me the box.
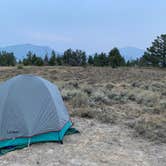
[0,0,165,53]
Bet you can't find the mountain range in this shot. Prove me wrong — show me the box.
[0,44,145,61]
[0,44,53,60]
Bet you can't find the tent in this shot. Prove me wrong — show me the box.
[0,74,72,151]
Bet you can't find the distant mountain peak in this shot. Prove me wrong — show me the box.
[119,47,145,61]
[0,44,56,60]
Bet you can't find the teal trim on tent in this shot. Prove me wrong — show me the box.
[0,121,72,149]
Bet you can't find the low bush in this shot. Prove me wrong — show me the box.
[71,91,88,108]
[61,89,81,101]
[81,85,93,95]
[91,89,110,104]
[17,65,24,69]
[133,115,166,143]
[127,89,159,107]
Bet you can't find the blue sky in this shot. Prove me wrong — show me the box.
[0,0,166,53]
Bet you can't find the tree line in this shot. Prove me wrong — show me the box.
[0,47,126,67]
[19,47,125,68]
[0,51,16,66]
[20,48,126,67]
[0,34,166,67]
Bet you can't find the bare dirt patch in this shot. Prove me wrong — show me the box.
[0,117,166,166]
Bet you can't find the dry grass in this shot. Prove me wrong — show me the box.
[0,66,166,143]
[133,114,166,143]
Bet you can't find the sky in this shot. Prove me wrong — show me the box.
[0,0,166,53]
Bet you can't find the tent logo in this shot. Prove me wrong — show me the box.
[7,130,19,134]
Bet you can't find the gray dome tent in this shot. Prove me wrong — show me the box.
[0,75,72,149]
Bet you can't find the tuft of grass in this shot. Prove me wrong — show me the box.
[133,114,166,143]
[150,81,166,92]
[63,81,79,89]
[94,108,118,124]
[61,89,81,101]
[127,88,159,107]
[71,91,89,108]
[71,108,94,119]
[71,107,118,124]
[91,89,110,104]
[105,82,115,90]
[17,65,24,69]
[159,99,166,110]
[55,81,65,90]
[81,84,93,95]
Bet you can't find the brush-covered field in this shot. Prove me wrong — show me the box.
[0,66,166,166]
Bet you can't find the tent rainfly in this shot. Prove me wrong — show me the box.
[0,74,72,149]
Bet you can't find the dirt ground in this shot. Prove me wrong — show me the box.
[0,117,166,166]
[0,66,166,165]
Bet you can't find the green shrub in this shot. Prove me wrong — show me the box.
[91,89,109,104]
[133,115,166,143]
[17,65,24,69]
[61,89,81,101]
[72,92,88,108]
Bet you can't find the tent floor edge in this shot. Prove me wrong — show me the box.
[0,121,72,150]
